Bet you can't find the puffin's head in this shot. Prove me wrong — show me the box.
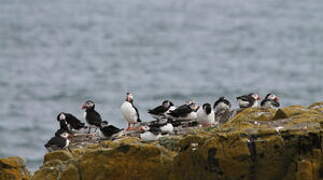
[126,92,134,102]
[266,93,279,102]
[250,93,261,100]
[202,103,212,114]
[189,102,199,111]
[57,112,66,121]
[140,125,150,132]
[55,129,70,139]
[82,100,95,110]
[162,100,173,108]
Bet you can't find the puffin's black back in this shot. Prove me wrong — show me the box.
[100,125,122,138]
[65,113,85,130]
[45,136,67,149]
[148,105,168,115]
[85,108,102,127]
[168,104,192,117]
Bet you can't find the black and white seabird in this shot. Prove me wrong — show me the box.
[167,101,199,120]
[139,125,163,141]
[261,93,280,108]
[213,97,231,112]
[57,112,86,133]
[197,103,215,126]
[213,97,234,124]
[99,121,124,139]
[148,100,175,120]
[121,92,141,130]
[236,93,261,108]
[45,129,70,152]
[81,100,102,133]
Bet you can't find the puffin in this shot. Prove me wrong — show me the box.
[57,112,86,133]
[45,129,70,152]
[148,100,175,120]
[213,97,233,124]
[120,92,141,130]
[139,125,163,141]
[99,121,124,139]
[197,103,215,126]
[236,93,261,108]
[167,101,199,120]
[261,93,280,108]
[81,100,102,133]
[213,97,231,112]
[147,119,175,134]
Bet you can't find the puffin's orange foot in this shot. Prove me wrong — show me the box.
[126,127,134,131]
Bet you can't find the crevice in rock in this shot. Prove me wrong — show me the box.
[207,148,222,175]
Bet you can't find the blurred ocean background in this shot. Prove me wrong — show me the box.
[0,0,322,171]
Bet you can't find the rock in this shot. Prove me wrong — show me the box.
[0,157,30,180]
[308,102,323,110]
[27,102,323,179]
[273,105,319,120]
[60,163,80,180]
[31,167,60,180]
[44,150,73,163]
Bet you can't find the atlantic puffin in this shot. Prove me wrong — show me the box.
[99,121,124,139]
[148,100,175,120]
[197,103,215,126]
[81,100,102,133]
[120,92,141,130]
[139,125,163,141]
[213,97,231,112]
[57,112,86,133]
[236,93,261,108]
[261,93,280,108]
[167,101,199,120]
[45,129,70,152]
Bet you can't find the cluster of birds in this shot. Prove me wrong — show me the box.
[45,92,280,152]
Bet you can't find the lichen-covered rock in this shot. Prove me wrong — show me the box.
[29,103,323,180]
[44,150,73,163]
[308,102,323,110]
[273,105,320,120]
[0,157,30,180]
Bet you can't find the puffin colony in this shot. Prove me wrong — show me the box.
[45,92,280,151]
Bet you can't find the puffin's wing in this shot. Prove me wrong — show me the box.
[66,113,85,129]
[132,104,141,122]
[236,95,251,101]
[168,105,192,117]
[100,125,122,137]
[148,105,167,115]
[45,136,66,149]
[87,111,102,126]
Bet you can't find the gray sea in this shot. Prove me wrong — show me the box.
[0,0,322,171]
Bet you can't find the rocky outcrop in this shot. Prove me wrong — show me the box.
[10,102,323,180]
[0,157,30,180]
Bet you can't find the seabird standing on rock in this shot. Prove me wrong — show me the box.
[139,125,163,141]
[57,112,86,133]
[213,97,231,112]
[236,93,261,108]
[214,97,233,124]
[121,92,141,130]
[197,103,215,126]
[168,101,199,121]
[45,129,70,152]
[99,121,124,139]
[261,93,280,108]
[81,100,102,133]
[148,100,175,120]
